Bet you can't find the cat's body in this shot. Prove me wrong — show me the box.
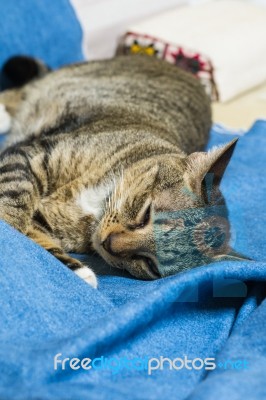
[0,55,238,287]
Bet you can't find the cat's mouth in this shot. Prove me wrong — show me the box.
[94,234,160,279]
[100,247,161,279]
[92,224,161,279]
[131,255,160,278]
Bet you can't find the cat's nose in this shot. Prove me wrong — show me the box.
[101,234,115,255]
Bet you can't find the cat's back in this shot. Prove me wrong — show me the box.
[9,56,211,153]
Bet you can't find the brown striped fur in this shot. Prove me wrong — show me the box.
[0,55,238,285]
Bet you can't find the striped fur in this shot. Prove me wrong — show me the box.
[0,55,237,284]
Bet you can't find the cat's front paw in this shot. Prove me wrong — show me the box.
[0,104,11,134]
[74,266,98,289]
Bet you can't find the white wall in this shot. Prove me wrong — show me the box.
[71,0,266,59]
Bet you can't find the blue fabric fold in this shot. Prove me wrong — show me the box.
[0,121,265,399]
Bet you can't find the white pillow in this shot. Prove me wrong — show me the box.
[119,0,266,102]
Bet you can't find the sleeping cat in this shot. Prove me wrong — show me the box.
[0,55,240,288]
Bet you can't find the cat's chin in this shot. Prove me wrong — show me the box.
[95,246,160,280]
[123,265,160,280]
[92,234,159,279]
[92,232,160,280]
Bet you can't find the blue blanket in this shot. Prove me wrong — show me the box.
[0,0,84,71]
[0,122,265,399]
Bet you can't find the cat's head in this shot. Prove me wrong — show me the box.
[92,138,240,279]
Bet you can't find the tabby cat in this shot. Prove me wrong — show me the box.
[0,55,239,288]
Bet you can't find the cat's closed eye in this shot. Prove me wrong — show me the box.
[128,203,151,230]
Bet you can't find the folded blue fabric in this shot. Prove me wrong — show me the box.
[0,0,84,70]
[0,121,265,399]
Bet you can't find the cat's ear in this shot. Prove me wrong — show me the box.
[184,138,238,201]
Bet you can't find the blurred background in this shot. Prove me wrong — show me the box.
[72,0,266,129]
[1,0,266,130]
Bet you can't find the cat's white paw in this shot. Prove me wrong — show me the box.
[74,266,98,288]
[0,104,11,134]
